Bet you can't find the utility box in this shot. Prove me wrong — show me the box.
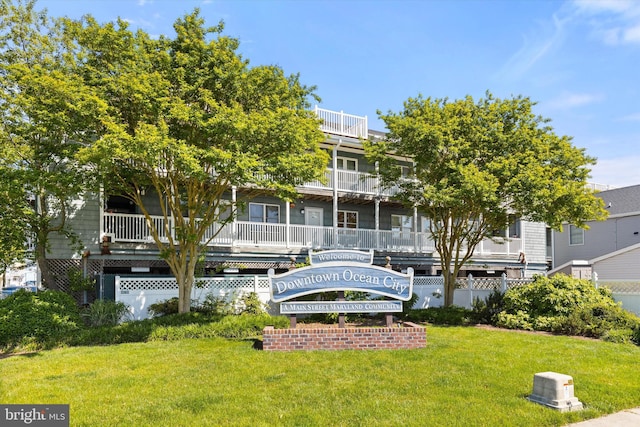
[528,372,584,412]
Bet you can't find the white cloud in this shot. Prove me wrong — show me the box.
[590,155,640,187]
[498,13,569,80]
[546,91,603,110]
[571,0,640,45]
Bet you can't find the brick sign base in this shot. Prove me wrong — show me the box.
[262,322,426,351]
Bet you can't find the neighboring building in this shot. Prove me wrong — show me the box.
[552,184,640,272]
[45,107,550,290]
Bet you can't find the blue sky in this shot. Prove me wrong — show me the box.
[40,0,640,188]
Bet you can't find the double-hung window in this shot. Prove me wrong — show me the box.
[569,224,584,246]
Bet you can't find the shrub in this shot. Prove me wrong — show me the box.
[238,292,266,315]
[197,293,233,315]
[496,274,640,342]
[632,326,640,345]
[82,299,131,327]
[148,313,289,341]
[470,290,504,325]
[405,305,472,325]
[148,297,180,317]
[0,290,81,349]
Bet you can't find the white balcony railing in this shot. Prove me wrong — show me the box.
[301,168,396,196]
[315,106,368,139]
[103,212,522,257]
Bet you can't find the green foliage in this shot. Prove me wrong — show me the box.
[67,10,329,313]
[470,290,504,324]
[632,326,640,345]
[148,297,180,317]
[0,1,106,288]
[196,293,234,316]
[67,268,96,293]
[0,290,81,350]
[81,299,131,327]
[148,313,288,341]
[365,92,607,306]
[70,312,288,346]
[496,274,640,341]
[237,292,266,315]
[404,305,473,325]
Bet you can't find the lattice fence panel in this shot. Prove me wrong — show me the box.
[119,277,178,291]
[599,281,640,294]
[414,276,445,287]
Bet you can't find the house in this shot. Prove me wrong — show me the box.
[44,107,550,291]
[552,184,640,274]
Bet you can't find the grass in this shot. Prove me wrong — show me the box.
[1,326,639,426]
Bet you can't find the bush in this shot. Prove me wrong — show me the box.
[405,305,472,325]
[496,274,640,342]
[238,292,266,315]
[82,299,131,327]
[632,326,640,345]
[148,297,180,317]
[470,290,504,325]
[148,313,289,341]
[0,290,82,350]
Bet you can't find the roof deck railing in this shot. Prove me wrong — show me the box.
[314,106,368,139]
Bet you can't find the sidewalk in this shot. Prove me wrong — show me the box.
[567,407,640,426]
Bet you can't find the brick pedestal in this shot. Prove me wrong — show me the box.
[262,322,426,351]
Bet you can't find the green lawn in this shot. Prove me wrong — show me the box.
[1,326,639,426]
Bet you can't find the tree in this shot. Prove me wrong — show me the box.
[0,167,29,286]
[365,92,607,306]
[72,11,329,312]
[0,0,107,289]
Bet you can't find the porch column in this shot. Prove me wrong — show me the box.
[231,186,237,247]
[285,201,291,249]
[375,198,380,250]
[414,206,418,253]
[332,141,341,249]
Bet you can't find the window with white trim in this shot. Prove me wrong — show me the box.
[249,203,280,223]
[338,210,358,228]
[569,224,584,245]
[392,215,413,233]
[336,157,357,171]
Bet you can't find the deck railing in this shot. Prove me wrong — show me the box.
[103,212,522,256]
[315,106,368,139]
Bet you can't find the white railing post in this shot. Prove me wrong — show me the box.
[592,272,599,289]
[502,273,507,292]
[468,273,474,307]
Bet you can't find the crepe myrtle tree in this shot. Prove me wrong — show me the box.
[72,11,329,313]
[365,92,607,307]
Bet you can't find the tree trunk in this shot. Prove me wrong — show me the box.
[177,274,194,313]
[36,243,57,290]
[443,273,456,307]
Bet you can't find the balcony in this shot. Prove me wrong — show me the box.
[302,168,396,197]
[315,107,368,139]
[103,212,522,257]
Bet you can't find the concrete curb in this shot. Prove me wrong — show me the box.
[567,407,640,426]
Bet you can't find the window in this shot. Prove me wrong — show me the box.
[338,210,358,228]
[392,215,413,233]
[336,157,357,171]
[569,224,584,245]
[399,165,413,178]
[508,215,521,238]
[249,203,280,223]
